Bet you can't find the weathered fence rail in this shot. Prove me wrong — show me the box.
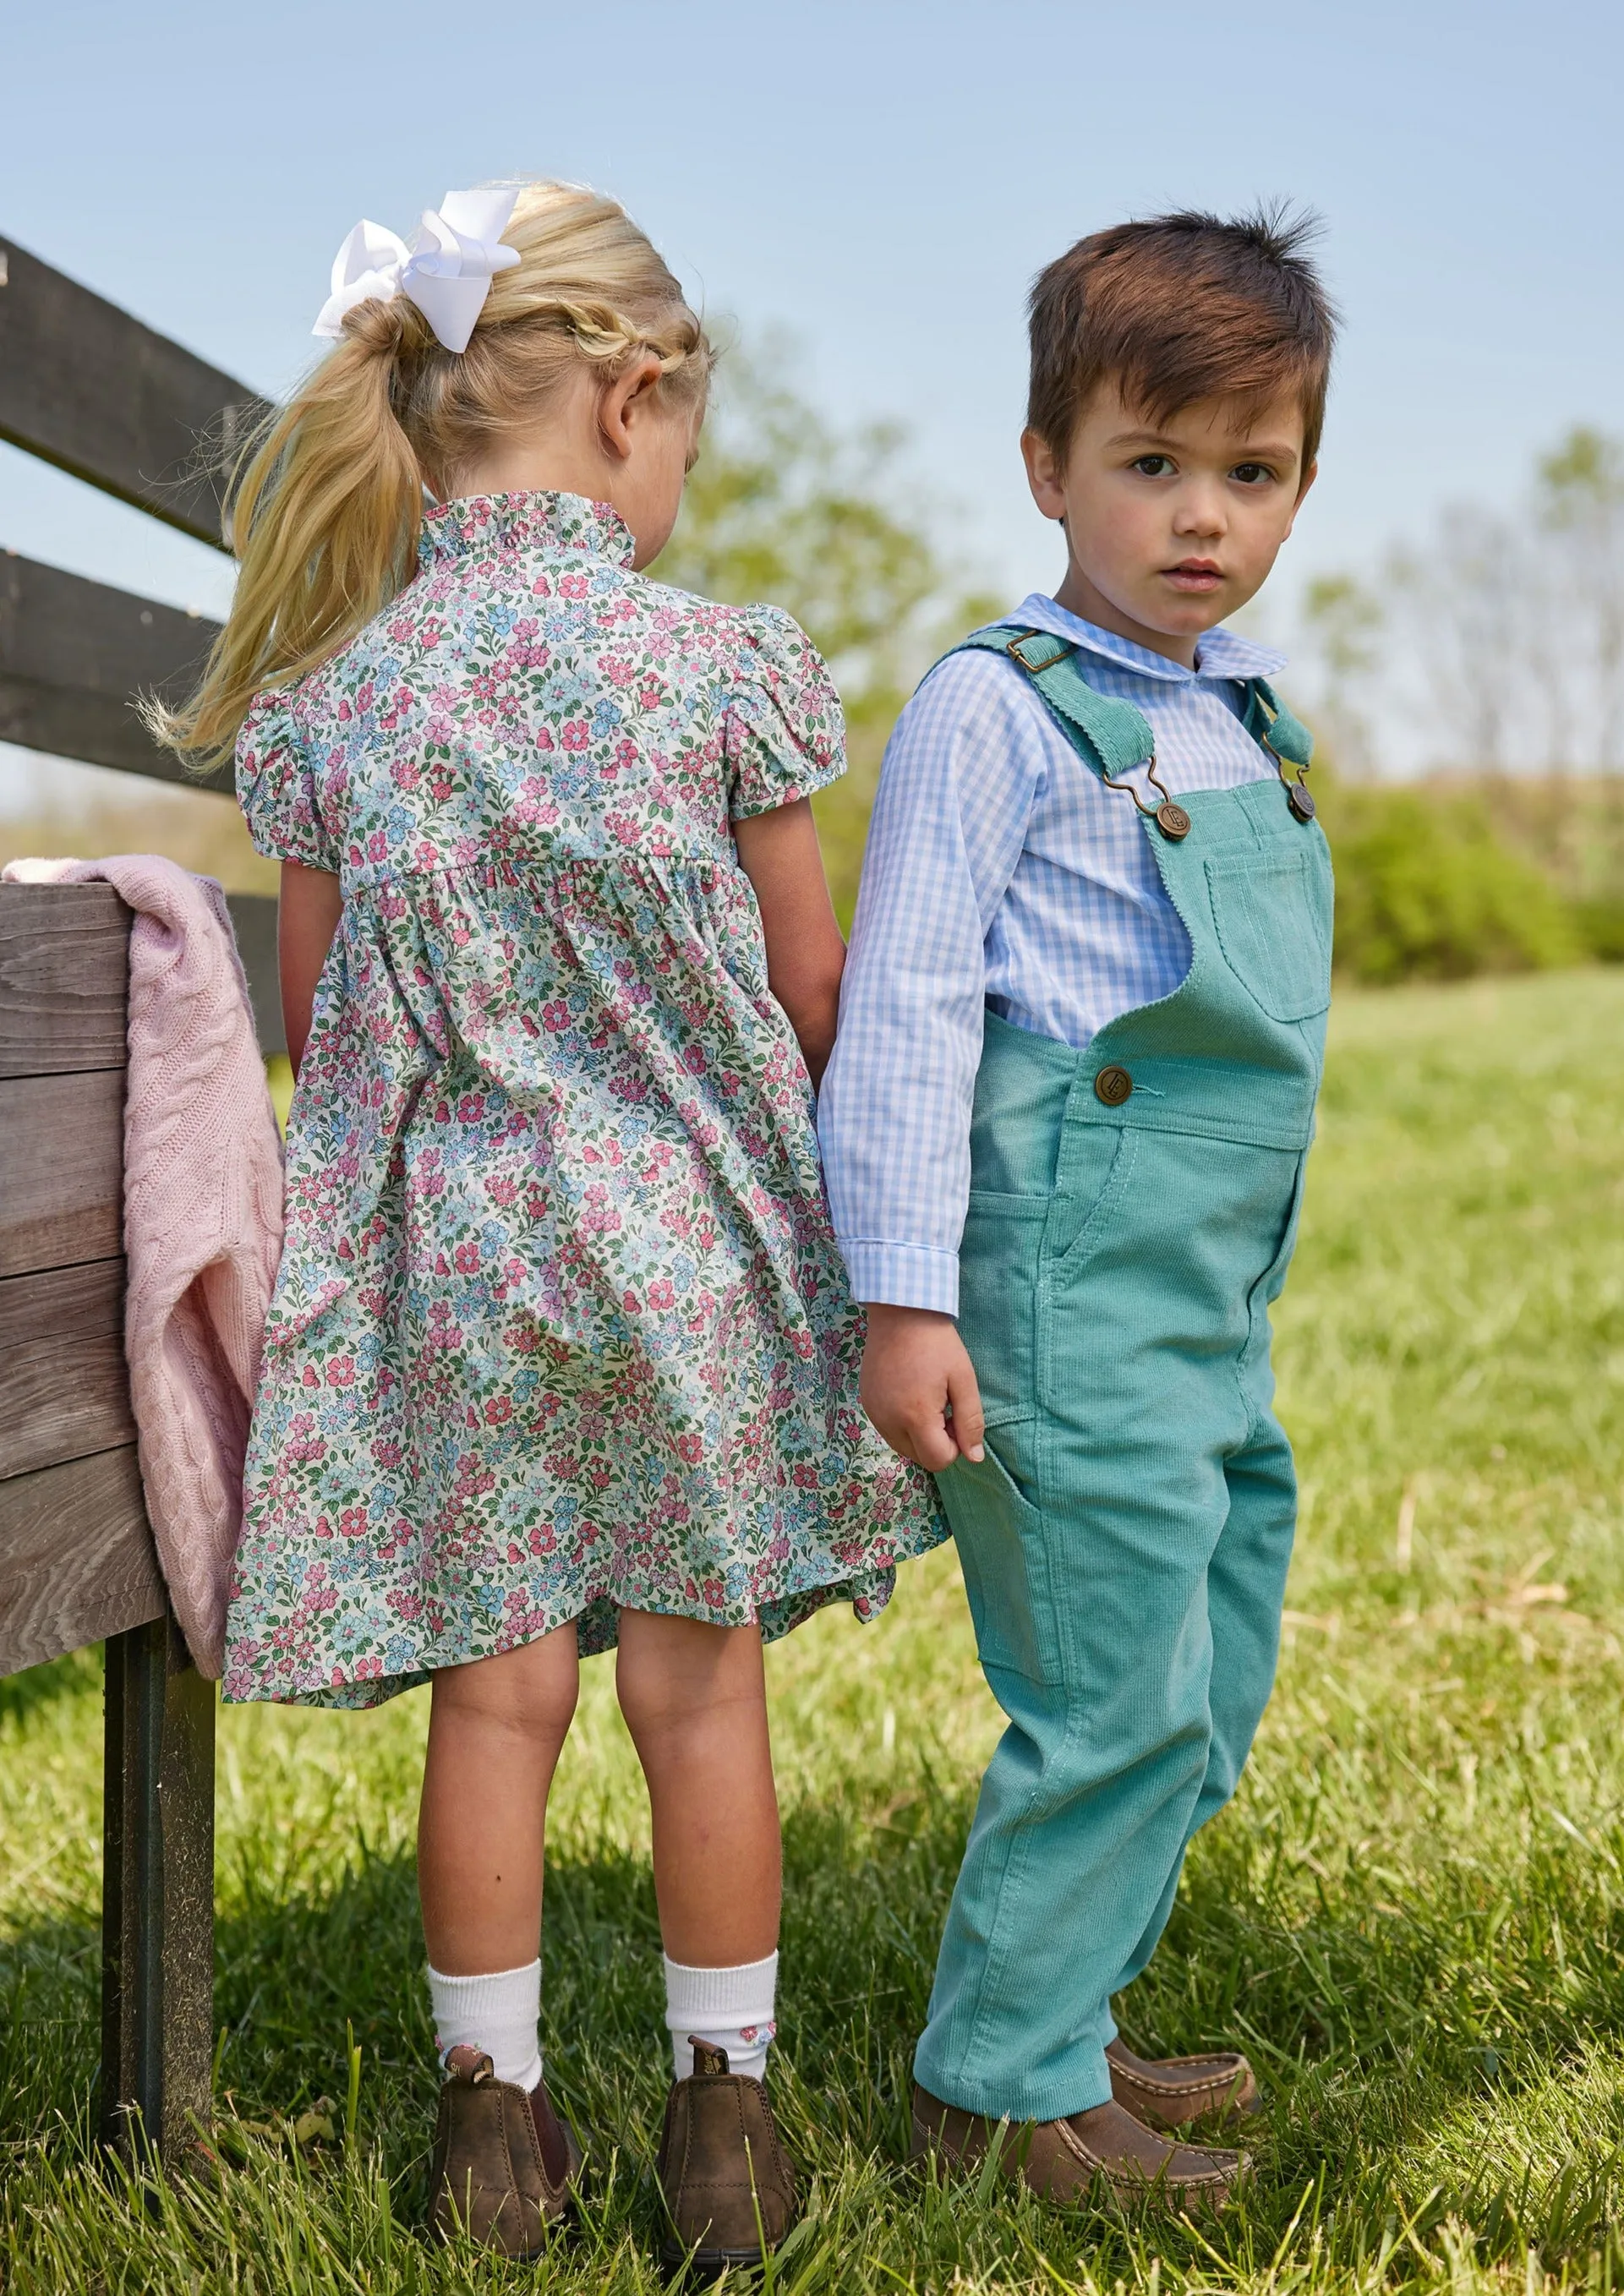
[0,230,282,1052]
[0,552,221,787]
[0,235,271,544]
[0,879,214,2156]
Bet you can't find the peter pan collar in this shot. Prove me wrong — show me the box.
[1010,592,1286,684]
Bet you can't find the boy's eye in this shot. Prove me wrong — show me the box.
[1130,455,1174,478]
[1231,462,1275,485]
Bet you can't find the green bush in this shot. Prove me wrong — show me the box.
[1573,894,1624,964]
[1326,783,1586,983]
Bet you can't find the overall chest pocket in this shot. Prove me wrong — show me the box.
[1204,848,1332,1025]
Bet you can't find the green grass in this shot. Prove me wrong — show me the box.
[8,969,1624,2292]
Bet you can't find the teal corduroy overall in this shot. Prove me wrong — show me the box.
[914,628,1333,2125]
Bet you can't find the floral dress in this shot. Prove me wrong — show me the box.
[225,489,944,1708]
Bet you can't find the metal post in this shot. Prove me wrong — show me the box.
[100,1610,215,2160]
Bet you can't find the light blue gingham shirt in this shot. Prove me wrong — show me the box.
[817,592,1289,1316]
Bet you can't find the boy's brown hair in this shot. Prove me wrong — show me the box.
[1027,205,1337,471]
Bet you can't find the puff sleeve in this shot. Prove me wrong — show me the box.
[235,691,343,872]
[723,604,846,819]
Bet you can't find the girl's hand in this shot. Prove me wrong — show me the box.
[277,859,342,1075]
[731,798,845,1089]
[859,1304,987,1472]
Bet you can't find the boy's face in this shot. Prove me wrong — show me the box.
[1022,381,1315,664]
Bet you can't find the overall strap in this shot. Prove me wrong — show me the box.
[1241,676,1316,817]
[945,626,1318,825]
[947,625,1156,784]
[1241,676,1315,768]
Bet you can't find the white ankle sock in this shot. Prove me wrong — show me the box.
[427,1958,543,2092]
[664,1950,779,2085]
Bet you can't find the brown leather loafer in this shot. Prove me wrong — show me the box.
[1107,2036,1260,2131]
[428,2046,584,2258]
[656,2040,798,2279]
[911,2082,1242,2211]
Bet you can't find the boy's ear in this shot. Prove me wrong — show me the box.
[1280,456,1319,541]
[1021,427,1069,523]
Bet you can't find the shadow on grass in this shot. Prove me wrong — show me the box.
[5,1776,1624,2276]
[0,1648,101,1732]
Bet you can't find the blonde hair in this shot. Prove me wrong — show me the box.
[155,180,711,773]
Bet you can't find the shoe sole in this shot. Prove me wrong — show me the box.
[660,2237,772,2282]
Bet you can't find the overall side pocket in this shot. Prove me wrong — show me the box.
[956,1190,1049,1432]
[938,1440,1060,1686]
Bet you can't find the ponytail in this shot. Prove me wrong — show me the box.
[151,180,711,777]
[150,300,423,771]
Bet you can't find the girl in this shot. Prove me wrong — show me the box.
[161,178,943,2271]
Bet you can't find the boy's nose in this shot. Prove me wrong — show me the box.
[1172,489,1228,538]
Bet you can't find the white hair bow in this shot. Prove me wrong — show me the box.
[313,188,522,353]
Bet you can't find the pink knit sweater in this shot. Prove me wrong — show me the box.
[3,856,285,1676]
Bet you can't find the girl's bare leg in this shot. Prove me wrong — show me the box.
[418,1624,581,1975]
[615,1610,780,1964]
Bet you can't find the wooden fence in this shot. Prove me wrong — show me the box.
[0,230,283,1051]
[1,235,281,2157]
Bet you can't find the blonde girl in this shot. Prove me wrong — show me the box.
[162,179,943,2272]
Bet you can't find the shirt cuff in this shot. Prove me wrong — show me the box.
[836,1238,960,1317]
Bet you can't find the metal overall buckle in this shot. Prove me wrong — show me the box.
[1254,694,1315,821]
[1004,632,1189,840]
[1004,631,1072,675]
[1109,752,1190,842]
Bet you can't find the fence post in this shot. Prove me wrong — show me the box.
[100,1610,215,2159]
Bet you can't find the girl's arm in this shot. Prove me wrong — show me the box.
[277,858,342,1074]
[732,797,845,1089]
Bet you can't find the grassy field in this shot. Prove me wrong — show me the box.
[6,968,1624,2293]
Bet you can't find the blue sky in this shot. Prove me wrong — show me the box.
[3,0,1621,707]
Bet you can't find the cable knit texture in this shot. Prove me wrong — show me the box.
[3,855,285,1676]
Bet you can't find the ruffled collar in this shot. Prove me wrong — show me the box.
[419,489,637,570]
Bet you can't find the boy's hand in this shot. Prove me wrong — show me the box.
[860,1304,986,1472]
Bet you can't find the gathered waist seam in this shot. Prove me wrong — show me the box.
[346,847,739,898]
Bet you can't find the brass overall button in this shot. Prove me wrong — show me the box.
[1094,1064,1134,1107]
[1156,800,1191,840]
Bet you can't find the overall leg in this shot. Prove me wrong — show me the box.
[916,1122,1276,2127]
[1107,1410,1297,1997]
[1192,1412,1296,1834]
[914,1415,1233,2125]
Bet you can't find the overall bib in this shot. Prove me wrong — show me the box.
[914,630,1333,2126]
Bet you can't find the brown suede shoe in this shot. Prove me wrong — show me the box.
[656,2040,798,2279]
[1107,2036,1260,2131]
[911,2082,1242,2211]
[428,2046,584,2258]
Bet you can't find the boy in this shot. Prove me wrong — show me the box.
[818,209,1336,2206]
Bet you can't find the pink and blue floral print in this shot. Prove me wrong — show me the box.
[223,490,944,1708]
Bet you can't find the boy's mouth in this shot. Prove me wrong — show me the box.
[1162,560,1225,593]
